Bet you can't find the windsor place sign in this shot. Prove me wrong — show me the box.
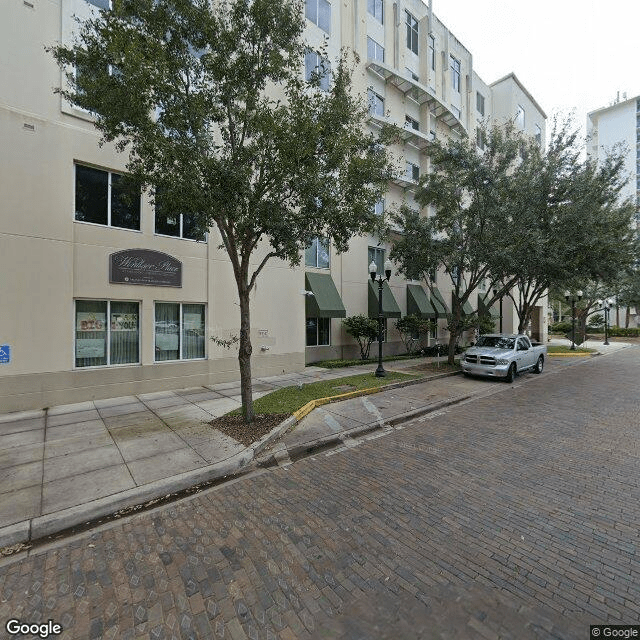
[109,249,182,287]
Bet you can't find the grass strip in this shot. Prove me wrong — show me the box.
[547,345,595,353]
[227,371,419,416]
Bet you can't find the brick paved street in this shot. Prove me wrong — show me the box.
[1,349,639,639]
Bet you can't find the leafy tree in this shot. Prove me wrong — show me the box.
[549,281,614,345]
[342,315,379,360]
[391,124,524,364]
[615,238,640,327]
[50,0,395,423]
[505,119,636,333]
[394,315,434,354]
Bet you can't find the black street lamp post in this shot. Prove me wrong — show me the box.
[369,258,393,377]
[564,290,583,350]
[598,298,613,345]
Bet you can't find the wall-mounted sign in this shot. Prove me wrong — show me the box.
[0,345,10,364]
[109,249,182,287]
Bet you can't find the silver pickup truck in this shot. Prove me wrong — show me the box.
[461,334,546,383]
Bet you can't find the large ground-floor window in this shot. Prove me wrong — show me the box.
[155,303,206,361]
[306,317,330,346]
[75,300,140,367]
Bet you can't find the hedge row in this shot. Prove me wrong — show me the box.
[609,326,640,337]
[549,322,640,337]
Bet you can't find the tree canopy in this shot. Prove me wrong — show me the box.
[391,119,637,362]
[390,123,525,362]
[51,0,396,422]
[505,119,636,332]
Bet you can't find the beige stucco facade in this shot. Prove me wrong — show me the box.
[0,0,547,413]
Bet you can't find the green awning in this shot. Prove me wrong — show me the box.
[305,273,346,318]
[452,292,474,316]
[368,280,402,318]
[478,293,500,318]
[407,284,436,318]
[430,287,450,318]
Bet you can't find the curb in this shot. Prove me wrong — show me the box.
[267,391,476,464]
[547,353,594,358]
[292,369,461,421]
[0,370,461,549]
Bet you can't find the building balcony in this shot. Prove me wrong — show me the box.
[400,122,433,150]
[366,59,465,134]
[391,172,419,190]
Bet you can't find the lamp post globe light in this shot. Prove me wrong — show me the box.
[564,290,583,350]
[598,298,613,345]
[369,258,393,377]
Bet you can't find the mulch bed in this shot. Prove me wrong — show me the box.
[209,413,290,446]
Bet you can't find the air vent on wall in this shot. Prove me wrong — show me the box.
[23,1,35,8]
[23,123,35,131]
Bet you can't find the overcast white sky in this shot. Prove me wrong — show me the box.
[433,0,640,139]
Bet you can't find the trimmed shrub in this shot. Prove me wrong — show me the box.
[342,315,379,360]
[609,326,640,337]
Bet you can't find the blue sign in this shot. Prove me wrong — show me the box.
[0,345,10,364]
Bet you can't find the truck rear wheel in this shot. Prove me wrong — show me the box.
[505,363,516,383]
[534,355,544,374]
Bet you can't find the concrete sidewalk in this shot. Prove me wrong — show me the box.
[0,357,452,547]
[0,341,633,549]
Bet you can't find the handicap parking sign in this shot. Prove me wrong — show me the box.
[0,345,10,364]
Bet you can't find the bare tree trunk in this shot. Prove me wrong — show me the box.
[517,303,529,334]
[625,306,630,328]
[238,286,254,423]
[447,330,457,365]
[448,297,460,365]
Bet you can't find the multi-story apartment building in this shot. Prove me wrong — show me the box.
[587,94,640,327]
[0,0,547,412]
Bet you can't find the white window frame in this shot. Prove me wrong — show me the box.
[368,89,385,117]
[405,115,419,131]
[154,302,207,362]
[74,163,141,231]
[405,11,418,54]
[516,105,525,129]
[305,0,331,34]
[154,211,207,242]
[85,0,111,8]
[304,50,331,91]
[368,246,385,273]
[74,299,140,369]
[450,55,461,93]
[367,0,383,23]
[305,237,330,269]
[405,67,419,81]
[367,37,385,63]
[406,161,420,182]
[476,92,485,116]
[428,35,435,71]
[374,199,385,216]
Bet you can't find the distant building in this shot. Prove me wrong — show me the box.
[587,95,640,327]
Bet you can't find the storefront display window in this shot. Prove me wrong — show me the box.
[155,303,206,361]
[75,300,139,367]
